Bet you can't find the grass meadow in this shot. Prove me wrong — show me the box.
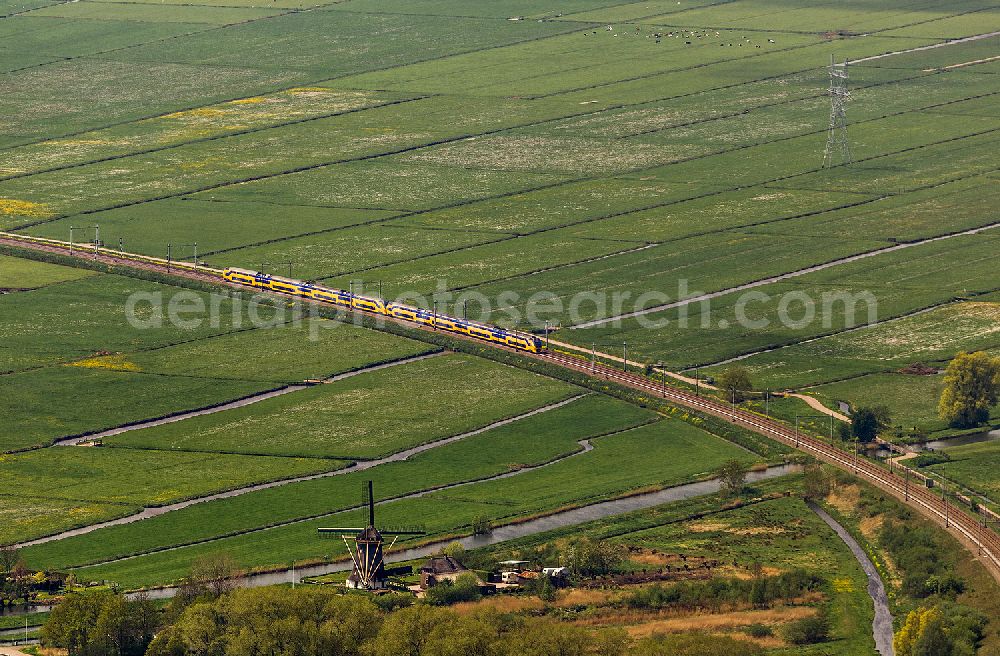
[105,353,578,458]
[23,394,656,569]
[67,416,756,588]
[0,254,95,289]
[927,441,1000,506]
[702,301,1000,389]
[2,0,999,605]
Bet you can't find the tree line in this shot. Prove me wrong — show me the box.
[43,583,769,656]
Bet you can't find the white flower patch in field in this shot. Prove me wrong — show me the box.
[0,88,381,178]
[803,303,1000,363]
[552,107,687,137]
[405,135,667,174]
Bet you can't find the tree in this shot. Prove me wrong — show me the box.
[424,573,482,606]
[91,593,157,656]
[189,552,242,598]
[0,546,18,575]
[363,604,449,656]
[537,574,557,603]
[895,606,958,656]
[717,366,754,403]
[938,351,1000,428]
[781,613,830,645]
[563,537,623,577]
[717,459,750,496]
[471,515,492,536]
[43,592,101,655]
[803,462,832,500]
[851,405,890,443]
[441,541,466,561]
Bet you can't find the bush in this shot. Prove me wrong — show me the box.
[880,519,964,600]
[912,451,950,467]
[781,613,830,645]
[371,593,413,613]
[745,623,773,638]
[637,634,764,655]
[424,573,482,606]
[623,571,823,612]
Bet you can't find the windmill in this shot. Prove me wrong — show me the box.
[318,481,425,590]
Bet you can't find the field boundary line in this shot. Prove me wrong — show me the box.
[7,236,998,584]
[193,88,1000,286]
[852,30,1000,65]
[20,395,598,563]
[2,5,310,76]
[6,32,939,229]
[7,49,959,237]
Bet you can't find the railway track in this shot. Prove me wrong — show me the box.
[3,232,999,581]
[538,350,1000,580]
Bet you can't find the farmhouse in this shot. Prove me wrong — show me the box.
[419,555,478,589]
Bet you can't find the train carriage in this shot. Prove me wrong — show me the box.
[222,269,544,354]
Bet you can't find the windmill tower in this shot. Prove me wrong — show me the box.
[824,55,852,167]
[318,481,424,590]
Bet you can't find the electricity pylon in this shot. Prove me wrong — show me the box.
[823,55,852,167]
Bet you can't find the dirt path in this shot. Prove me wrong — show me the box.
[0,646,35,655]
[790,393,850,422]
[809,502,894,656]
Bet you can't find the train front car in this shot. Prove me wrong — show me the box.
[502,330,545,353]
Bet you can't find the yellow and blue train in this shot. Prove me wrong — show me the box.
[223,267,546,354]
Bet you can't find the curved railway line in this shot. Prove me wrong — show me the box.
[2,232,998,583]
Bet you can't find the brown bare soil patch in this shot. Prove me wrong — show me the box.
[826,484,861,515]
[556,588,616,607]
[451,596,544,615]
[619,605,817,638]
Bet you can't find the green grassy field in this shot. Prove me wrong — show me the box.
[0,366,273,452]
[571,234,1000,369]
[809,373,1000,435]
[23,394,655,570]
[0,449,346,545]
[0,495,137,547]
[3,0,1000,616]
[927,440,1000,505]
[0,254,95,289]
[1,448,345,507]
[106,353,578,458]
[127,319,434,383]
[0,274,244,373]
[700,301,1000,389]
[67,416,756,588]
